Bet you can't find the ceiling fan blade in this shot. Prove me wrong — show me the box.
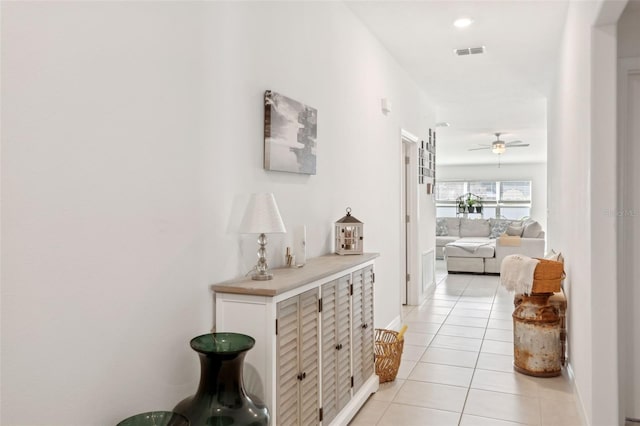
[505,140,524,145]
[507,144,530,148]
[468,147,491,151]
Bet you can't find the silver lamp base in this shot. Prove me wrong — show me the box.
[251,233,274,281]
[251,271,274,281]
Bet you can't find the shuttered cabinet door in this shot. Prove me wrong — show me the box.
[351,266,375,393]
[336,276,352,412]
[299,289,319,425]
[321,280,338,424]
[321,275,351,424]
[276,289,319,426]
[360,266,375,381]
[276,296,302,426]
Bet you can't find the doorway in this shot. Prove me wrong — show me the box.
[618,56,640,423]
[400,130,420,305]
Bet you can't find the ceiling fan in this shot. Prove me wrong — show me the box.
[468,133,530,154]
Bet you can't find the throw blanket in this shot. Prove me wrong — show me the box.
[447,239,492,253]
[500,254,540,294]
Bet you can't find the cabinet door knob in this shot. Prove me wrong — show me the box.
[362,323,368,329]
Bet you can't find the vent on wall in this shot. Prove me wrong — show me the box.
[455,46,486,56]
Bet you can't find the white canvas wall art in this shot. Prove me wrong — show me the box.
[264,90,317,174]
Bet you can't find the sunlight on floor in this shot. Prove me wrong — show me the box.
[349,260,584,426]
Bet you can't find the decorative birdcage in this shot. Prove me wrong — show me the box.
[335,207,363,255]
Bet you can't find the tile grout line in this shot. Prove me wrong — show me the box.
[456,275,497,426]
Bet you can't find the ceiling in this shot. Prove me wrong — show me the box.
[346,1,569,166]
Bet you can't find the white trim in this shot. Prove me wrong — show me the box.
[328,375,378,426]
[422,249,436,296]
[401,129,420,144]
[566,362,589,426]
[384,315,402,332]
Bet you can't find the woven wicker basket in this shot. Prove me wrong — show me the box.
[374,329,404,383]
[532,258,565,293]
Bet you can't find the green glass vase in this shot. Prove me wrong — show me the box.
[173,333,270,426]
[117,411,189,426]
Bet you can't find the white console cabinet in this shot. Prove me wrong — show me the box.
[212,253,379,425]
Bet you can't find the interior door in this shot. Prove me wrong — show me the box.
[620,58,640,422]
[402,142,410,304]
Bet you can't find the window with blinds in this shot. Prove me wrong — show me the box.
[435,180,532,219]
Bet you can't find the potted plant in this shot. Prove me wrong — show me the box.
[475,203,483,214]
[457,201,466,214]
[467,198,476,213]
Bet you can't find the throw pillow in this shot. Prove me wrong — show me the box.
[489,219,510,239]
[523,220,542,238]
[460,218,490,237]
[506,224,524,236]
[436,218,448,236]
[545,249,564,262]
[445,218,461,237]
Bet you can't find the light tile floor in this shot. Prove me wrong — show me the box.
[350,261,585,426]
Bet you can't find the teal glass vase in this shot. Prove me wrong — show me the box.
[173,333,270,426]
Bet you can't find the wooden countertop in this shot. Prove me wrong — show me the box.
[211,253,379,296]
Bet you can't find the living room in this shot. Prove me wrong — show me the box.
[2,1,638,426]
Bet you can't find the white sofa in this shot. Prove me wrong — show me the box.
[436,217,545,274]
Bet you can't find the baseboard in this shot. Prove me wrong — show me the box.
[567,362,590,425]
[328,374,379,426]
[385,315,402,331]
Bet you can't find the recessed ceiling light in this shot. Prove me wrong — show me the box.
[453,17,473,28]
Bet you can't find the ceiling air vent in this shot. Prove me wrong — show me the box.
[454,46,485,56]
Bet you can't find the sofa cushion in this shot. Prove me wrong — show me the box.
[445,218,460,237]
[445,238,495,258]
[459,218,490,237]
[522,220,543,238]
[436,218,448,236]
[506,224,524,236]
[436,236,458,247]
[489,218,511,238]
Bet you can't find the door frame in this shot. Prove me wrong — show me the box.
[399,129,420,306]
[618,56,640,423]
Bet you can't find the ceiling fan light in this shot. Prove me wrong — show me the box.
[492,142,506,154]
[453,17,473,28]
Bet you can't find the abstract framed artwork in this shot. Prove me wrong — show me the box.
[264,90,317,175]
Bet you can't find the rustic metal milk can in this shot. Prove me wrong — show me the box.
[512,294,562,377]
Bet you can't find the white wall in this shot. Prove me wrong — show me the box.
[547,1,624,424]
[436,163,547,232]
[0,2,435,424]
[618,1,640,58]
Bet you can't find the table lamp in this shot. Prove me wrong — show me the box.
[239,193,286,280]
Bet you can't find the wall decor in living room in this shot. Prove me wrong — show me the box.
[264,90,317,174]
[419,128,436,193]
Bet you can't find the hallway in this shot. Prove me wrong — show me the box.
[350,262,583,426]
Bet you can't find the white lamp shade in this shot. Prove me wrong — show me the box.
[239,193,286,234]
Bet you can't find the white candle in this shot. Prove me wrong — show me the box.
[294,225,307,266]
